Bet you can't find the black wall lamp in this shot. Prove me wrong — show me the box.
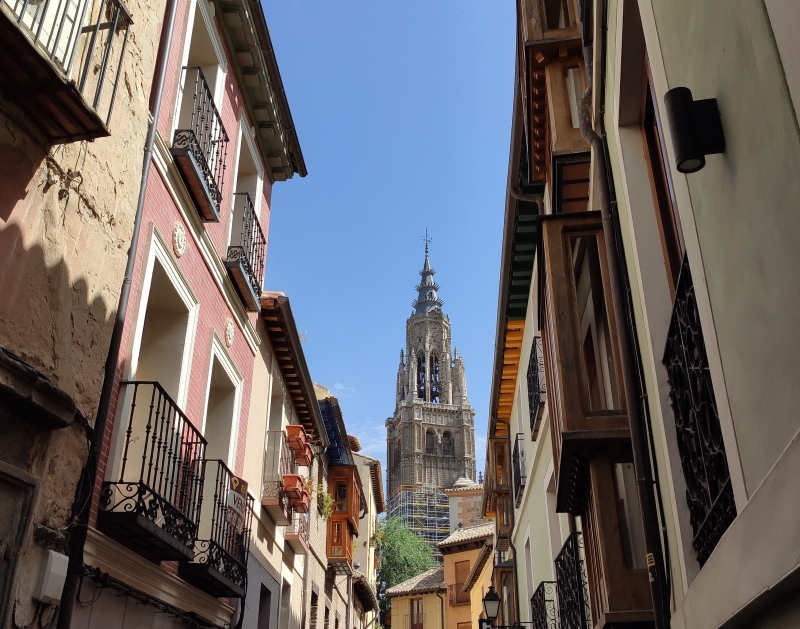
[664,87,725,174]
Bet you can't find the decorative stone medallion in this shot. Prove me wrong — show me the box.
[225,318,235,347]
[172,222,187,258]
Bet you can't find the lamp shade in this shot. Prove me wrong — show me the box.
[483,586,501,621]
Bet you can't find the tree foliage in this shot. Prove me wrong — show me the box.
[376,517,436,627]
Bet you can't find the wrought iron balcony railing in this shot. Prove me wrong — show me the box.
[512,432,526,507]
[447,583,470,606]
[171,66,229,222]
[404,614,425,629]
[99,381,206,560]
[663,255,735,566]
[554,533,591,629]
[225,192,266,311]
[527,335,546,439]
[0,0,131,142]
[531,581,558,629]
[180,459,253,598]
[260,430,296,525]
[286,511,309,555]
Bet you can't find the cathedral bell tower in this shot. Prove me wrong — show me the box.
[386,241,476,499]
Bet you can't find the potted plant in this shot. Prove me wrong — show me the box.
[285,424,307,450]
[291,490,310,513]
[283,474,304,499]
[294,442,313,466]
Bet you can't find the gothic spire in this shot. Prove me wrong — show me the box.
[412,234,444,314]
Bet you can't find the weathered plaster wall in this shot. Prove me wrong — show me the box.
[0,0,166,620]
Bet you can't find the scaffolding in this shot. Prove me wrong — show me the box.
[386,485,450,559]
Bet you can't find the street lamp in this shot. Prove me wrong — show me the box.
[483,586,501,622]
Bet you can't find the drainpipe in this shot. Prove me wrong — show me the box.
[56,0,181,625]
[576,2,670,627]
[435,591,445,629]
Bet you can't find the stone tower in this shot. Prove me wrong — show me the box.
[386,244,476,498]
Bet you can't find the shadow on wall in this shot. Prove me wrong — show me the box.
[0,142,112,413]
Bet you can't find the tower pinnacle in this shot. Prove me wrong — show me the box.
[412,234,444,314]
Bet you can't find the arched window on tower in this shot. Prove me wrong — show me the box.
[425,429,436,455]
[430,354,440,403]
[417,353,427,400]
[442,431,454,456]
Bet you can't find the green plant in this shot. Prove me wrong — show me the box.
[375,517,435,627]
[317,483,334,520]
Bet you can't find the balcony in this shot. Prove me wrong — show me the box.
[285,512,309,555]
[171,66,228,222]
[405,614,424,629]
[327,517,354,575]
[531,581,558,629]
[512,433,526,507]
[99,381,206,562]
[663,255,735,566]
[527,336,547,439]
[0,0,131,143]
[448,583,469,606]
[225,193,266,312]
[179,459,253,598]
[540,212,631,512]
[260,429,295,526]
[554,533,591,629]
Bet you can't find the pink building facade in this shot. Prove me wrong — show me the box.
[74,0,305,626]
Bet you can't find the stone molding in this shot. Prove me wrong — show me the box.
[83,527,234,626]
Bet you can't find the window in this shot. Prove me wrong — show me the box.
[564,66,584,128]
[442,431,454,456]
[542,0,572,29]
[570,234,619,411]
[642,78,684,295]
[335,481,348,511]
[417,353,426,400]
[426,430,436,455]
[430,354,440,402]
[410,598,423,629]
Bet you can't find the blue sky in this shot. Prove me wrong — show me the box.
[262,1,516,488]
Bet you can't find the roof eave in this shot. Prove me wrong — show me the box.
[260,293,328,447]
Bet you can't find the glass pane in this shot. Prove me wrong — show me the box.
[570,235,620,410]
[565,67,583,129]
[544,0,571,29]
[614,463,647,570]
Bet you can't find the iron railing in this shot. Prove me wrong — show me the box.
[260,479,292,522]
[192,459,253,591]
[554,533,591,629]
[531,581,559,629]
[287,511,309,545]
[2,0,131,126]
[173,66,229,212]
[527,335,547,439]
[512,433,526,507]
[447,583,470,606]
[404,614,425,629]
[264,430,296,480]
[227,192,266,297]
[100,381,206,548]
[663,255,735,566]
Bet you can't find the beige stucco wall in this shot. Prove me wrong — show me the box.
[442,546,482,629]
[648,0,800,494]
[390,592,444,629]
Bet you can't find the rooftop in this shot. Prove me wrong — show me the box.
[386,567,445,597]
[439,522,494,548]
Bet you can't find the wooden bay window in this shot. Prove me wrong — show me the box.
[539,212,631,512]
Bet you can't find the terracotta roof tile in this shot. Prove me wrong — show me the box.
[386,568,445,597]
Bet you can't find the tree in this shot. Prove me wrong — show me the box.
[375,517,436,628]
